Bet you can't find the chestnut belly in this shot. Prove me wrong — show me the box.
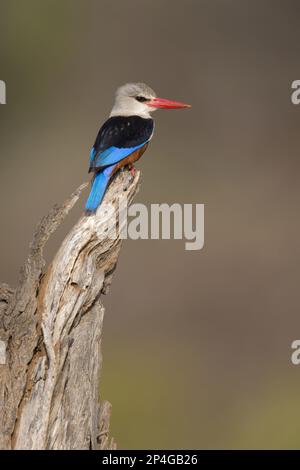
[112,143,149,176]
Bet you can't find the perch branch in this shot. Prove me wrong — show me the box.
[0,170,140,449]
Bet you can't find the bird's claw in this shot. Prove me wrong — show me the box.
[128,165,136,177]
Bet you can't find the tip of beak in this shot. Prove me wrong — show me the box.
[174,103,192,110]
[177,103,192,109]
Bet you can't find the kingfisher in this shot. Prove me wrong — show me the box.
[85,82,191,214]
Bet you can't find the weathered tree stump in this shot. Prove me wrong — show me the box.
[0,170,140,450]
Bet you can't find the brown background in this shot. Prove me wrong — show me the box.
[1,0,300,449]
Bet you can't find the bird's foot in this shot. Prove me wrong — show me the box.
[128,165,136,177]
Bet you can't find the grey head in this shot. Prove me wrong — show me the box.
[110,82,157,118]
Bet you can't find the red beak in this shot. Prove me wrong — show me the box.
[146,97,191,109]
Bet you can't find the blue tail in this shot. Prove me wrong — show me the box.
[85,166,114,215]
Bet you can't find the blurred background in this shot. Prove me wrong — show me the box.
[1,0,300,449]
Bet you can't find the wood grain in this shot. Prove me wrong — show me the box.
[0,169,140,449]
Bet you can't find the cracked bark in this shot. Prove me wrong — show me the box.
[0,170,140,450]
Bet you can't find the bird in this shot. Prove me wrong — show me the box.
[85,82,191,214]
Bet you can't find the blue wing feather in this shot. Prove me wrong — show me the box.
[85,166,115,214]
[90,142,147,171]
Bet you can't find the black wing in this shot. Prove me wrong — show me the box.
[89,115,154,172]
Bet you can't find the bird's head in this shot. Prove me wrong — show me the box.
[110,82,191,118]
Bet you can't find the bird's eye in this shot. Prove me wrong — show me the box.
[135,96,148,103]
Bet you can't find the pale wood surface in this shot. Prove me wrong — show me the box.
[0,170,140,449]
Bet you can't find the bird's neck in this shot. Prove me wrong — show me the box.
[109,108,152,119]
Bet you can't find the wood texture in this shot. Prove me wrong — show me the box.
[0,170,140,449]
